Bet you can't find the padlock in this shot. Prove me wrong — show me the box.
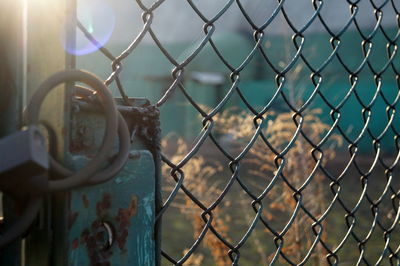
[0,126,49,199]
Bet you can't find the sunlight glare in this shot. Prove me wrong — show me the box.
[60,0,115,56]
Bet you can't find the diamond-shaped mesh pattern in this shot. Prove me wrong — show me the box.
[76,0,400,265]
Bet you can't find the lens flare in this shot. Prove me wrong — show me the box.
[61,0,116,56]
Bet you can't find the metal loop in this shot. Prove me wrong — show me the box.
[25,70,118,191]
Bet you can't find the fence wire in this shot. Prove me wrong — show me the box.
[77,0,400,265]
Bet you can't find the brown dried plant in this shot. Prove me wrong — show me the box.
[213,108,342,265]
[162,107,342,265]
[182,249,204,266]
[162,137,232,266]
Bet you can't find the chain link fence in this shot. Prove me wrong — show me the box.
[73,0,400,264]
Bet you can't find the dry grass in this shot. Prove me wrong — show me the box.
[162,108,342,265]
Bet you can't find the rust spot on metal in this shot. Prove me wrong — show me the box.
[72,238,79,249]
[115,195,138,251]
[76,193,139,261]
[82,194,89,208]
[96,193,111,217]
[116,230,129,251]
[117,195,137,222]
[91,220,102,230]
[80,222,113,266]
[70,140,88,154]
[80,228,90,244]
[70,125,91,154]
[68,211,79,229]
[75,194,115,265]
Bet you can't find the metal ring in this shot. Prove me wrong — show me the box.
[73,85,131,185]
[25,70,118,191]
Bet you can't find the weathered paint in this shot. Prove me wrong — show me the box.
[57,97,158,266]
[66,151,156,266]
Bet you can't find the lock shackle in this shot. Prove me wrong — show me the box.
[68,85,132,185]
[25,70,118,191]
[0,196,42,248]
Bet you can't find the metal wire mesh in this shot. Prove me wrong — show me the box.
[76,0,400,264]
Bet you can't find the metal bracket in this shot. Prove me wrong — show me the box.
[51,97,159,265]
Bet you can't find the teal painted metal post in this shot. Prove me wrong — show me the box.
[54,98,159,265]
[66,151,156,265]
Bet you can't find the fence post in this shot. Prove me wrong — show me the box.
[56,98,159,265]
[0,0,25,265]
[0,0,74,265]
[24,1,75,265]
